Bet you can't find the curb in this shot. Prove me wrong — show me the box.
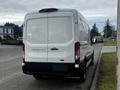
[89,45,102,90]
[117,47,119,90]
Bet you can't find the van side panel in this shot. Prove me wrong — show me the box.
[78,14,93,62]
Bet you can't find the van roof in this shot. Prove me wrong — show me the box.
[26,8,78,15]
[25,8,87,22]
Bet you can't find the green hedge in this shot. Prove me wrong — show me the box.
[1,39,22,45]
[104,39,117,46]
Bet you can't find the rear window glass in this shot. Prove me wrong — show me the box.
[26,16,73,44]
[26,18,47,44]
[48,17,73,44]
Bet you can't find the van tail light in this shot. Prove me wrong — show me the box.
[75,42,80,63]
[22,43,25,62]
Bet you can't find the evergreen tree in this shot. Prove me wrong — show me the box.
[103,19,113,38]
[90,23,100,38]
[90,23,100,43]
[14,25,22,38]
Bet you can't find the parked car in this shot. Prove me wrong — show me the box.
[17,37,22,41]
[92,36,103,43]
[22,8,94,82]
[92,37,97,44]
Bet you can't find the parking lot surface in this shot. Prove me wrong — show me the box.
[0,44,102,90]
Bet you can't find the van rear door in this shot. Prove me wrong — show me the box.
[25,16,48,62]
[47,13,74,63]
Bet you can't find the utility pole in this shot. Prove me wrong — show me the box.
[118,0,120,59]
[117,2,120,90]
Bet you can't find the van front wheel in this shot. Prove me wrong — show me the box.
[90,52,94,65]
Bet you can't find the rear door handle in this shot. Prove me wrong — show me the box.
[50,47,58,50]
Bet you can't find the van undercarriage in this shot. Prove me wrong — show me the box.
[22,62,85,76]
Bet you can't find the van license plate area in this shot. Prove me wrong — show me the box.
[53,65,68,71]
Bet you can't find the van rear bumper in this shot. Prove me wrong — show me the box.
[22,62,84,76]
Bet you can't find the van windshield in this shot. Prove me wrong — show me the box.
[26,16,73,44]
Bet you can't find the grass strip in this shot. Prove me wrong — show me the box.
[96,53,117,90]
[104,39,117,46]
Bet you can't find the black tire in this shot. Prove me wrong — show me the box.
[33,74,43,80]
[80,62,86,83]
[90,52,94,65]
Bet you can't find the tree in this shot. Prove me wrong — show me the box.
[4,23,15,27]
[103,19,113,38]
[90,24,100,43]
[90,23,100,38]
[14,25,22,38]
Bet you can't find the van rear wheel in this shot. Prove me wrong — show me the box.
[33,74,43,80]
[80,63,86,83]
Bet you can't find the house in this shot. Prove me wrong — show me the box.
[0,25,4,39]
[4,25,14,38]
[0,23,23,39]
[0,25,14,39]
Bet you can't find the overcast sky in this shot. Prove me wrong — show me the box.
[0,0,117,31]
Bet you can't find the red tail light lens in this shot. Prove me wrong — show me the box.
[22,43,25,62]
[75,42,80,63]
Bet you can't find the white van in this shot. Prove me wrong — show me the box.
[22,8,94,82]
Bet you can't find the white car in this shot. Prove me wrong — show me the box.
[22,8,94,82]
[92,36,103,43]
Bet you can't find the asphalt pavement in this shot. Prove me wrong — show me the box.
[0,44,102,90]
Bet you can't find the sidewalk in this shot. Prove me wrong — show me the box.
[101,46,117,89]
[101,46,116,53]
[91,46,116,90]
